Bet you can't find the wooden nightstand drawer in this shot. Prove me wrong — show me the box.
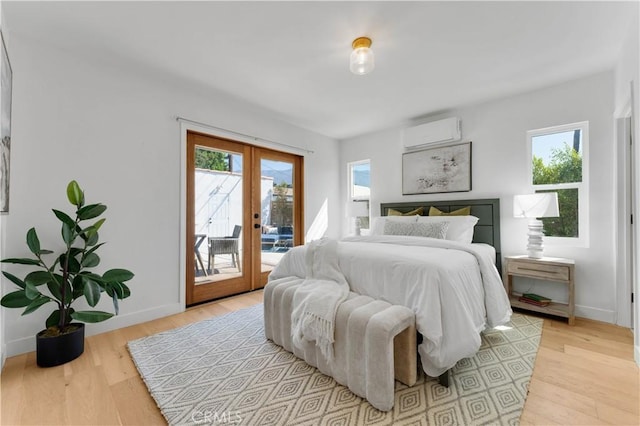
[507,261,569,281]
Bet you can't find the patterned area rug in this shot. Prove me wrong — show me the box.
[128,304,542,426]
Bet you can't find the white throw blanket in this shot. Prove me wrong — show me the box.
[290,238,350,362]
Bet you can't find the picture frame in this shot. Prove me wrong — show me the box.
[402,141,472,195]
[1,30,12,213]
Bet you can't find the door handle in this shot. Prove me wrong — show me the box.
[254,224,261,229]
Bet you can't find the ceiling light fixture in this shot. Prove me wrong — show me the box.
[350,36,374,75]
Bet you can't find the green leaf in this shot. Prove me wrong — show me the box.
[71,310,114,323]
[81,221,106,242]
[69,247,84,258]
[1,258,40,266]
[80,272,104,281]
[85,243,105,257]
[120,283,131,298]
[2,271,26,289]
[92,218,106,233]
[77,203,107,221]
[109,281,124,299]
[26,228,41,255]
[59,254,81,275]
[25,283,40,300]
[62,222,76,245]
[80,225,96,238]
[104,285,114,298]
[87,232,99,246]
[72,275,85,299]
[68,256,81,274]
[46,310,60,328]
[80,229,100,246]
[102,269,134,283]
[47,280,63,302]
[66,180,83,207]
[46,308,75,328]
[83,279,101,307]
[81,253,100,268]
[39,249,54,255]
[52,209,75,228]
[1,290,32,308]
[24,271,53,286]
[22,297,51,315]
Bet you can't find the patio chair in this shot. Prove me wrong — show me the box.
[208,225,242,272]
[272,226,293,252]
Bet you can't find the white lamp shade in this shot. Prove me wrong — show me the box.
[347,201,368,217]
[350,47,374,75]
[513,193,559,218]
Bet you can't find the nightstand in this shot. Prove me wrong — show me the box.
[503,255,575,325]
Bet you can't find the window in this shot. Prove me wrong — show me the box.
[348,160,370,231]
[528,122,589,246]
[349,160,370,200]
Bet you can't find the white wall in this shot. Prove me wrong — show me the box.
[1,34,340,357]
[613,10,639,363]
[341,71,616,323]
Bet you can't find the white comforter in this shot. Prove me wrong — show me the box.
[269,235,512,377]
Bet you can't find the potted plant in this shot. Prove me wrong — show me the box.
[1,180,134,367]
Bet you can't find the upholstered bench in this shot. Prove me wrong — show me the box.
[264,277,417,412]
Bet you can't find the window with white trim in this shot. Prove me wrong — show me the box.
[527,121,589,246]
[348,160,370,231]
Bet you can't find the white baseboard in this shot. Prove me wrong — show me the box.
[574,304,616,324]
[635,345,640,367]
[4,302,184,358]
[1,343,6,371]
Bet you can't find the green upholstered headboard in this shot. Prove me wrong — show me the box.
[380,198,502,272]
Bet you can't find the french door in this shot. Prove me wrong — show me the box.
[186,131,303,305]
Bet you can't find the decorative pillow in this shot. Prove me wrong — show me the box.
[388,207,424,216]
[429,206,471,216]
[370,216,417,235]
[411,222,449,239]
[415,215,479,243]
[383,221,449,239]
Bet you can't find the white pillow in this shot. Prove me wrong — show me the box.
[415,215,479,243]
[370,216,417,235]
[383,221,449,239]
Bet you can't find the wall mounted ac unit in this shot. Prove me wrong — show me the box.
[403,117,462,150]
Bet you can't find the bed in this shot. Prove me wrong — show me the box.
[268,198,512,380]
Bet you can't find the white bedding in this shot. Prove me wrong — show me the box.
[269,235,512,377]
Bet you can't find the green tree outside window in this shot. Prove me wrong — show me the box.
[532,133,582,238]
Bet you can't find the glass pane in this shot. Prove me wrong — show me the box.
[536,188,579,238]
[260,159,293,273]
[357,213,370,231]
[194,146,243,285]
[532,130,582,184]
[351,162,370,198]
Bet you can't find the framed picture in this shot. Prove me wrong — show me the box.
[402,141,472,195]
[1,30,12,213]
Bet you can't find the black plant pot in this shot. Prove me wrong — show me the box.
[36,323,85,367]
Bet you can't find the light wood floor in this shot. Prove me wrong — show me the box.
[1,290,638,425]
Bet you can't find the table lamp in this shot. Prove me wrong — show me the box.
[513,193,559,259]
